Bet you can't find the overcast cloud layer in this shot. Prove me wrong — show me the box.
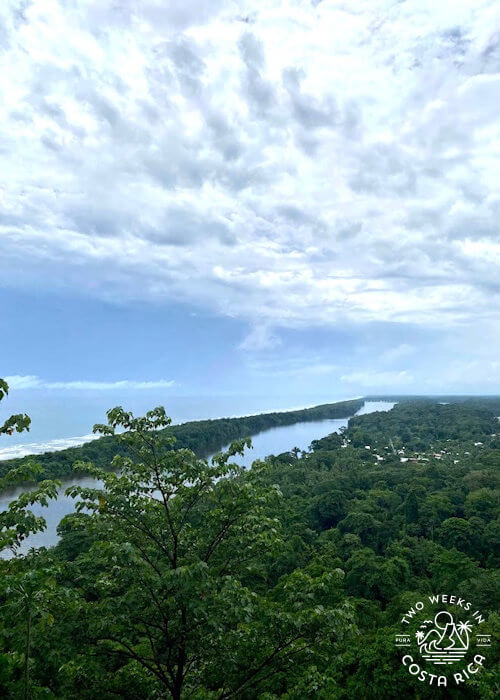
[1,0,499,393]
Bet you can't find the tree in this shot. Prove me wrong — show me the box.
[419,493,454,538]
[464,488,499,522]
[0,378,59,555]
[338,512,381,548]
[311,490,347,529]
[457,570,500,613]
[0,553,68,699]
[0,378,31,437]
[437,517,474,554]
[345,548,409,602]
[429,548,479,591]
[0,377,62,698]
[403,490,419,524]
[61,406,354,698]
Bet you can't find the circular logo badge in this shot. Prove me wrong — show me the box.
[395,594,491,689]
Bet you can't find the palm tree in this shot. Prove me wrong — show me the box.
[456,620,472,647]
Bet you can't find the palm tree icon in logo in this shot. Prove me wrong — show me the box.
[416,611,471,665]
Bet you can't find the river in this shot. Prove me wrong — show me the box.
[0,401,393,554]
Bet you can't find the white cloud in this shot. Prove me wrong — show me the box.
[381,344,415,363]
[4,375,43,390]
[0,0,499,345]
[239,325,282,351]
[4,376,175,391]
[340,370,414,388]
[248,355,338,378]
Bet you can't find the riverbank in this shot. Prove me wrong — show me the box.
[0,400,395,554]
[0,398,365,480]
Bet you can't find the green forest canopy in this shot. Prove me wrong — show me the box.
[0,393,499,698]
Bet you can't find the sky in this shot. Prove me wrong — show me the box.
[1,0,499,449]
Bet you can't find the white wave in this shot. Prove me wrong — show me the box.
[0,434,98,461]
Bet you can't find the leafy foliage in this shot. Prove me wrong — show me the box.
[0,379,59,555]
[0,396,498,697]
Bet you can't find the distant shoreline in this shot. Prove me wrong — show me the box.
[3,394,499,461]
[0,396,366,461]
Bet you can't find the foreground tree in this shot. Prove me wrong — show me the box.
[0,377,60,556]
[61,407,354,698]
[0,378,60,698]
[0,378,59,555]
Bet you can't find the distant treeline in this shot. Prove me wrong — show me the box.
[0,398,365,481]
[366,394,500,413]
[345,401,499,451]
